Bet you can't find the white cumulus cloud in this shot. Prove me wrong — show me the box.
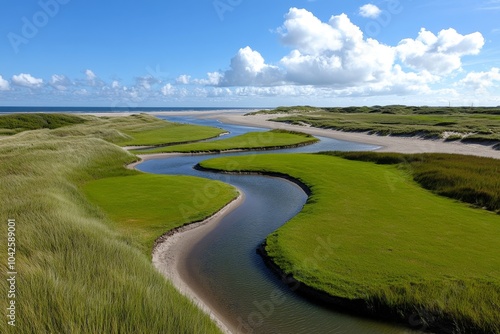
[12,73,44,88]
[85,69,97,80]
[458,67,500,91]
[359,4,382,18]
[278,9,396,86]
[217,46,284,86]
[176,75,191,84]
[278,8,344,55]
[83,69,106,87]
[0,75,10,91]
[50,74,72,91]
[161,83,176,96]
[193,72,223,86]
[396,28,485,74]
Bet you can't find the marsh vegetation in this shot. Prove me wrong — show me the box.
[133,129,318,154]
[200,153,500,334]
[250,106,500,148]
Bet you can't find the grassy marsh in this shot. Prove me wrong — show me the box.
[132,129,319,154]
[249,106,500,147]
[327,152,500,213]
[83,173,237,255]
[0,114,232,333]
[200,153,500,333]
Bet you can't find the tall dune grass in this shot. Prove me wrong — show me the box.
[0,115,225,333]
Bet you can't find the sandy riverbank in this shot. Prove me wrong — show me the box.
[151,192,245,334]
[128,151,247,332]
[212,113,500,159]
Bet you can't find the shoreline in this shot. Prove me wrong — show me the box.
[151,191,245,334]
[127,154,244,333]
[213,113,500,159]
[80,109,498,159]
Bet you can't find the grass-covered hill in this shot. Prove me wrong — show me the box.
[0,113,87,135]
[0,113,234,333]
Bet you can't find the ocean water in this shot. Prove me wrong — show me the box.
[0,106,258,113]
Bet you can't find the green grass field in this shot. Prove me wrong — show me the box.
[329,152,500,213]
[250,106,500,147]
[0,114,232,333]
[83,173,237,255]
[132,129,318,154]
[110,115,225,146]
[199,153,500,333]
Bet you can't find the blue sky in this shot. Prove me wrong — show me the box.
[1,0,500,107]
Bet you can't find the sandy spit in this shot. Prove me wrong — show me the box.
[213,113,500,159]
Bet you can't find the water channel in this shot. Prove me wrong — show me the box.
[137,115,423,334]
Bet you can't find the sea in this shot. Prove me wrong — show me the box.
[0,106,258,114]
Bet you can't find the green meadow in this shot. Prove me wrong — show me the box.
[199,153,500,333]
[329,151,500,213]
[83,173,237,255]
[110,115,225,146]
[132,129,318,154]
[250,105,500,147]
[0,114,232,333]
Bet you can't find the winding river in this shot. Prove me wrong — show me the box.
[137,115,424,334]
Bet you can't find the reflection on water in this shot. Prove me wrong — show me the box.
[137,116,422,334]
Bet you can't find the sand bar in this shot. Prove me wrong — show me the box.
[212,113,500,159]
